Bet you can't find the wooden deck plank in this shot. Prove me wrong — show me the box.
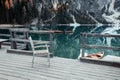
[0,68,61,80]
[0,61,85,80]
[0,65,100,80]
[0,73,27,80]
[0,53,117,71]
[0,53,120,78]
[0,55,119,75]
[0,77,7,80]
[102,55,120,62]
[0,56,119,79]
[0,46,120,80]
[0,62,65,80]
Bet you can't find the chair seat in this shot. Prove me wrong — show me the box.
[34,50,49,55]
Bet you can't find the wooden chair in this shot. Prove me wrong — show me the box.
[29,36,50,67]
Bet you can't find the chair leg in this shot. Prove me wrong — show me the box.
[32,54,35,68]
[47,53,50,67]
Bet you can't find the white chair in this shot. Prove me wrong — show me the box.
[29,36,50,67]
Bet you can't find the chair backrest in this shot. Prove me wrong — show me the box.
[29,36,35,52]
[29,36,50,67]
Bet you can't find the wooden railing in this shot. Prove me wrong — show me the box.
[8,28,72,55]
[0,27,11,45]
[8,28,53,54]
[80,33,120,57]
[0,24,72,55]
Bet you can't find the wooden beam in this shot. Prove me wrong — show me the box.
[7,49,53,57]
[10,29,72,34]
[7,49,32,55]
[0,39,8,48]
[2,42,11,45]
[80,57,120,68]
[81,33,120,37]
[82,44,120,51]
[0,34,10,37]
[0,24,28,28]
[10,38,50,44]
[53,30,73,34]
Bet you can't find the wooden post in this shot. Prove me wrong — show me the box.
[0,42,2,48]
[10,31,17,49]
[50,22,53,55]
[50,33,53,55]
[81,33,86,57]
[25,31,29,50]
[10,31,13,49]
[13,32,17,49]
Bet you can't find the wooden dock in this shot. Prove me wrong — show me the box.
[0,45,120,80]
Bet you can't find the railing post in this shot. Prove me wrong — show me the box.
[50,32,53,55]
[81,33,86,57]
[49,22,54,56]
[10,30,17,49]
[25,31,29,50]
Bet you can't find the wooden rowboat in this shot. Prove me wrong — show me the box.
[78,49,104,59]
[86,52,104,59]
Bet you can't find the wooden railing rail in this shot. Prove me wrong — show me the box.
[9,28,54,55]
[80,33,120,57]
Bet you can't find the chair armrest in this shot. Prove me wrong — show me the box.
[34,45,50,49]
[34,41,50,45]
